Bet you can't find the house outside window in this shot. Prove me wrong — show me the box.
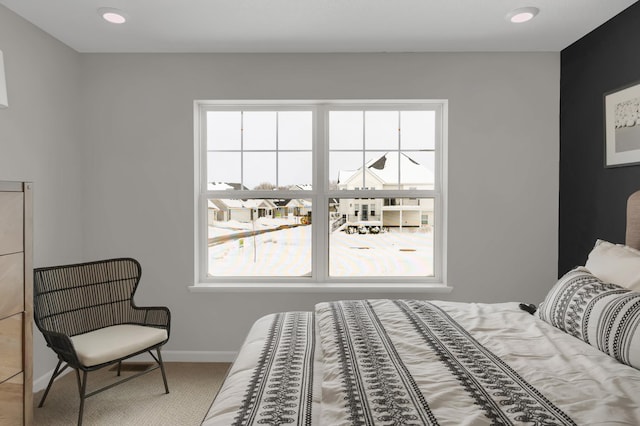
[195,101,447,286]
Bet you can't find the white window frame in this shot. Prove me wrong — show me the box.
[192,100,449,292]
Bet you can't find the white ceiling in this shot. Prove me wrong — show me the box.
[0,0,637,53]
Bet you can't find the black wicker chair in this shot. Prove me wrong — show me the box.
[33,258,170,426]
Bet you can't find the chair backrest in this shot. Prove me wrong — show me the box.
[33,258,142,337]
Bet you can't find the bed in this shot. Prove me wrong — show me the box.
[203,190,640,425]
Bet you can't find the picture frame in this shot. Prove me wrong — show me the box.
[604,80,640,167]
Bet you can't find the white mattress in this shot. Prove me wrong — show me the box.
[203,300,640,425]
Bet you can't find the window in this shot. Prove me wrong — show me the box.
[195,101,446,286]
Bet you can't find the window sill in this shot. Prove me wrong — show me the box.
[188,283,453,294]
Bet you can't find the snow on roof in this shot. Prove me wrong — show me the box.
[213,199,278,209]
[339,152,433,185]
[207,182,234,190]
[218,199,245,208]
[285,198,312,208]
[248,199,278,208]
[337,169,358,184]
[207,182,250,190]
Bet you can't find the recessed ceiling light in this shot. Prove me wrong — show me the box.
[98,8,127,24]
[506,7,539,24]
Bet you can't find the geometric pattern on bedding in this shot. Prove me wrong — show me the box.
[324,300,440,425]
[232,312,315,426]
[537,267,640,369]
[320,300,576,426]
[398,300,576,425]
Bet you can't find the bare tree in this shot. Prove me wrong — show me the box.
[253,182,276,190]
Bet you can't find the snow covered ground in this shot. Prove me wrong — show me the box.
[208,221,433,277]
[330,229,433,277]
[208,217,300,238]
[208,225,312,276]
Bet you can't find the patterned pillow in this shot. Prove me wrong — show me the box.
[537,267,640,369]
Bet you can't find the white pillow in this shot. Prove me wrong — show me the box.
[585,239,640,292]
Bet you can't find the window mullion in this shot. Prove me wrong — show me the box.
[275,112,279,188]
[397,110,401,189]
[361,110,366,189]
[240,111,245,189]
[316,105,327,283]
[198,107,208,283]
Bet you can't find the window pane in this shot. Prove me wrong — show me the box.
[243,111,276,150]
[201,103,443,284]
[207,111,241,151]
[332,151,428,190]
[207,152,241,185]
[329,197,434,277]
[401,111,435,150]
[208,198,312,277]
[279,152,312,189]
[279,111,312,150]
[244,152,276,190]
[330,111,363,150]
[330,151,363,189]
[365,111,398,150]
[399,151,434,189]
[365,151,398,189]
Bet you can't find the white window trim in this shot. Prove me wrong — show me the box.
[191,100,449,292]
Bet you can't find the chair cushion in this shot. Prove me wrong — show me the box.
[70,324,168,367]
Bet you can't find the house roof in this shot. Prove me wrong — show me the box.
[338,151,434,186]
[207,182,249,191]
[211,198,278,210]
[208,182,234,191]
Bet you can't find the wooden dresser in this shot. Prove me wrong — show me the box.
[0,182,33,426]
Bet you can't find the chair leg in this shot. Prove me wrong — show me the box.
[156,348,169,394]
[38,359,64,407]
[117,360,122,376]
[75,370,88,426]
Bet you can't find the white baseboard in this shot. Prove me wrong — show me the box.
[153,350,238,363]
[33,365,73,393]
[33,350,237,392]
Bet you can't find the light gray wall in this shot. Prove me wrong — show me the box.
[79,52,560,356]
[0,6,84,380]
[1,3,561,379]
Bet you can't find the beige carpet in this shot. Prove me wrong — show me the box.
[33,362,230,426]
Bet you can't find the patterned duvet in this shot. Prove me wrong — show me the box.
[203,300,640,425]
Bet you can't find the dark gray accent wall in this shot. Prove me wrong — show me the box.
[559,2,640,275]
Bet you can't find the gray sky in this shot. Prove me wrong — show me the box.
[207,110,435,189]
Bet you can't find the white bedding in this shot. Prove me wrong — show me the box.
[203,300,640,425]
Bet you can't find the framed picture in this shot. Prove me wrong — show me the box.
[604,80,640,167]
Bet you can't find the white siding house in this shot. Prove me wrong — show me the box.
[337,152,434,227]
